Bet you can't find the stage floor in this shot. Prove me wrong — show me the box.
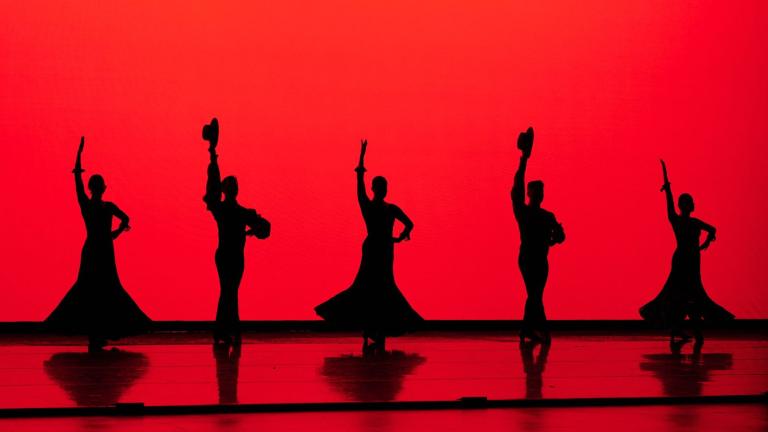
[0,331,765,430]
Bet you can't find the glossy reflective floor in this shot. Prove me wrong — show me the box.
[0,331,765,409]
[1,404,767,432]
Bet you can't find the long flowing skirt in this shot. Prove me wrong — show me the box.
[46,238,151,340]
[640,249,734,327]
[315,237,423,336]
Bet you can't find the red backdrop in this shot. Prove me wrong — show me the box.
[1,1,766,320]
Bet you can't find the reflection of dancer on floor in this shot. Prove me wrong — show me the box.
[511,127,565,345]
[315,140,423,353]
[46,137,150,352]
[44,349,149,406]
[213,340,241,404]
[520,341,549,399]
[202,118,271,345]
[640,160,733,349]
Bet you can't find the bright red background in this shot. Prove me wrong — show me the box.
[1,1,766,320]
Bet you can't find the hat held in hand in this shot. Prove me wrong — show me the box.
[517,127,534,155]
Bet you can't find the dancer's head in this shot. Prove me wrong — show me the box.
[678,193,694,215]
[222,176,238,200]
[372,176,388,200]
[88,174,106,199]
[527,180,544,206]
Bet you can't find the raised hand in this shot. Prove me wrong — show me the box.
[357,139,368,171]
[517,127,534,158]
[203,118,219,150]
[74,136,85,173]
[660,159,670,191]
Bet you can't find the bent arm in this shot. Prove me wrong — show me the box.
[244,208,270,238]
[110,203,130,239]
[549,214,565,245]
[698,219,716,249]
[393,205,414,241]
[204,149,222,210]
[511,155,528,217]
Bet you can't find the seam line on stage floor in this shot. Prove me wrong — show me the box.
[0,394,766,419]
[0,320,766,333]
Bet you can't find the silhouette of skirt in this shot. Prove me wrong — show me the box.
[46,238,151,339]
[640,249,734,327]
[315,237,423,336]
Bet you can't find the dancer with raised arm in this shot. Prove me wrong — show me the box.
[46,137,150,352]
[315,140,423,353]
[511,127,565,345]
[640,160,734,349]
[203,118,271,345]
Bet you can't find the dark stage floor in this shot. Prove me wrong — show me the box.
[0,330,765,430]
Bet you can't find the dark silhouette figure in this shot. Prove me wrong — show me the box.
[213,340,241,404]
[640,160,734,347]
[320,351,426,401]
[43,349,149,407]
[511,128,565,344]
[315,140,423,352]
[519,340,550,399]
[46,137,150,351]
[203,118,271,345]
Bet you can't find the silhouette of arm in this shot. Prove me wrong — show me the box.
[202,118,221,212]
[73,137,87,208]
[697,219,717,250]
[511,155,528,219]
[660,160,676,222]
[204,148,222,212]
[392,205,414,242]
[356,140,370,209]
[511,128,534,219]
[549,213,565,245]
[244,208,271,239]
[110,203,131,239]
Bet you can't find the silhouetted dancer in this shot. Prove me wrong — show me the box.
[315,140,423,353]
[640,160,734,348]
[202,118,271,345]
[511,127,565,345]
[46,137,150,352]
[213,340,241,404]
[43,349,149,407]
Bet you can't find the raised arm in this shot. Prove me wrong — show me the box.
[203,118,221,210]
[660,160,676,222]
[511,154,528,214]
[356,139,370,208]
[110,203,131,239]
[73,137,88,208]
[511,128,533,217]
[392,205,414,242]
